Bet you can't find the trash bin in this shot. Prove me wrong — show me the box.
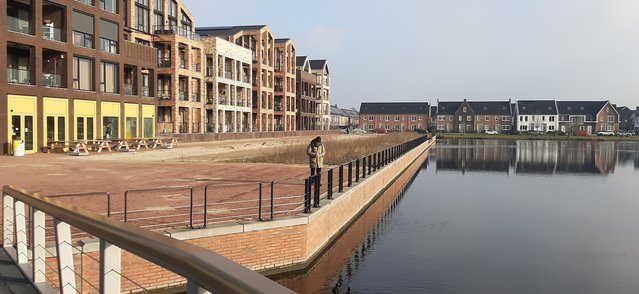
[13,140,25,157]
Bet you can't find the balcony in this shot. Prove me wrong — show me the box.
[275,65,283,72]
[7,68,32,85]
[8,16,32,35]
[275,105,283,112]
[123,41,157,65]
[153,25,201,41]
[42,26,63,42]
[158,58,171,68]
[218,96,228,105]
[179,60,186,69]
[157,90,171,100]
[274,85,284,92]
[206,98,214,105]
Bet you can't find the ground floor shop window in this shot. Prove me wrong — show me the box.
[103,117,119,139]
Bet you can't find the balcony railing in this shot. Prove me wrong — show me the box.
[157,90,172,100]
[206,98,214,105]
[179,123,188,133]
[7,68,32,85]
[192,122,201,133]
[224,71,233,79]
[275,65,283,72]
[205,68,213,77]
[8,16,31,35]
[142,86,150,97]
[158,58,171,67]
[274,85,284,92]
[179,91,187,101]
[219,96,228,105]
[42,26,63,42]
[153,25,201,41]
[275,105,283,112]
[42,73,63,88]
[192,93,200,102]
[124,84,134,95]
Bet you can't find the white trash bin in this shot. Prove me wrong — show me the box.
[13,140,25,157]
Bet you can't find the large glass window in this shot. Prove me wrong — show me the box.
[100,62,118,93]
[99,0,117,13]
[73,56,94,91]
[154,0,164,12]
[154,12,163,29]
[144,118,154,137]
[72,11,94,48]
[126,117,137,138]
[136,4,149,32]
[169,0,177,18]
[99,20,118,53]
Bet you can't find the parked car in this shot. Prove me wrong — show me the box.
[575,131,590,136]
[616,131,634,137]
[525,131,544,136]
[547,131,568,136]
[502,130,521,135]
[373,128,388,134]
[597,131,615,136]
[483,130,498,135]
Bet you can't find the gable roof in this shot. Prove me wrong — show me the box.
[309,60,327,70]
[556,101,607,116]
[517,100,558,115]
[275,38,290,44]
[195,25,268,37]
[360,102,430,115]
[467,101,512,115]
[437,101,463,115]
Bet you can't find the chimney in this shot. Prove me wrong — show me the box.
[464,98,467,102]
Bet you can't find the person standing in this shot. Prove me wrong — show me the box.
[307,136,326,182]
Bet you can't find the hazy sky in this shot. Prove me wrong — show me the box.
[183,0,639,109]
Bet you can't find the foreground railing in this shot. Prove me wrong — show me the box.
[2,185,295,294]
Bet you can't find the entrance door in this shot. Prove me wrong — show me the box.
[11,115,35,153]
[76,117,95,141]
[45,116,66,144]
[587,125,592,134]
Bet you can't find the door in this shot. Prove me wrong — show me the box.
[561,125,566,132]
[11,115,35,153]
[76,117,95,141]
[45,116,66,144]
[587,125,592,134]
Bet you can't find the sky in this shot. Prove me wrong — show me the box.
[183,0,639,109]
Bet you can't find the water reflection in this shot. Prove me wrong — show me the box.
[436,139,639,175]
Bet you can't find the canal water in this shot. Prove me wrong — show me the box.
[274,139,639,293]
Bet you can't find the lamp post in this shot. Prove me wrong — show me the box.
[46,54,64,87]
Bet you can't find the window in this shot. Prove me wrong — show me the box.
[542,116,546,121]
[549,125,555,131]
[154,0,164,12]
[411,116,416,121]
[458,116,462,122]
[99,20,119,53]
[395,115,400,121]
[485,116,490,121]
[385,124,390,130]
[169,0,177,18]
[438,116,445,121]
[73,56,94,90]
[369,115,373,121]
[419,116,422,120]
[100,62,118,93]
[549,116,555,122]
[495,116,499,121]
[385,115,390,121]
[477,124,483,131]
[100,0,117,13]
[502,116,510,121]
[126,117,137,138]
[368,124,373,130]
[525,116,528,122]
[476,116,481,122]
[503,125,511,130]
[73,11,94,48]
[463,107,467,113]
[154,12,163,28]
[103,117,119,138]
[76,0,94,5]
[466,115,471,122]
[520,125,528,131]
[607,116,615,123]
[395,125,400,130]
[136,0,150,32]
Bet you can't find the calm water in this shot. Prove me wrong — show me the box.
[275,139,639,294]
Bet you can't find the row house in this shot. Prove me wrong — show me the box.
[615,106,635,132]
[309,60,331,130]
[435,100,513,132]
[556,101,619,134]
[515,100,559,132]
[1,0,158,155]
[196,25,277,132]
[330,104,359,129]
[274,38,297,131]
[359,102,430,132]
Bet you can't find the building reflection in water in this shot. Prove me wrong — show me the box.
[436,139,630,175]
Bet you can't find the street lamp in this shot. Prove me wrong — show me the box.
[46,54,64,87]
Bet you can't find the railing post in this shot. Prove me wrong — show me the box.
[187,280,212,294]
[314,175,321,208]
[362,157,367,179]
[14,201,27,265]
[368,154,373,174]
[304,178,311,213]
[270,181,275,220]
[203,186,208,228]
[55,219,77,294]
[339,165,344,193]
[348,162,353,187]
[328,169,334,199]
[355,159,360,182]
[100,240,121,294]
[3,194,14,247]
[124,191,129,222]
[258,183,263,221]
[32,209,46,284]
[189,187,194,228]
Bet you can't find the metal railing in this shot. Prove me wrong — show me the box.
[157,89,171,100]
[157,57,171,68]
[153,25,201,41]
[8,16,32,35]
[42,73,63,88]
[2,185,294,294]
[7,68,32,85]
[42,26,64,42]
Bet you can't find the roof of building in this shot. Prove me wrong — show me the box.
[331,105,359,117]
[309,60,327,70]
[296,56,308,67]
[275,38,291,44]
[467,101,512,115]
[360,102,430,115]
[437,101,463,115]
[195,25,268,36]
[517,100,558,115]
[616,106,635,119]
[556,101,607,116]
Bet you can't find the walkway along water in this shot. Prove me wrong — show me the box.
[2,136,435,292]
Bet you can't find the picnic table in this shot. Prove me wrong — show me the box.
[45,140,90,155]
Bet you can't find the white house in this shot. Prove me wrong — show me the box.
[515,100,559,132]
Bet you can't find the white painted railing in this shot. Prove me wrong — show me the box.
[2,185,295,294]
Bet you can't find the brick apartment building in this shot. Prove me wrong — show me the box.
[274,38,297,131]
[196,25,277,132]
[359,102,430,132]
[436,100,513,133]
[309,60,331,130]
[296,56,331,130]
[1,0,158,155]
[557,101,619,134]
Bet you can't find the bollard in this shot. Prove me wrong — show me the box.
[304,178,311,213]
